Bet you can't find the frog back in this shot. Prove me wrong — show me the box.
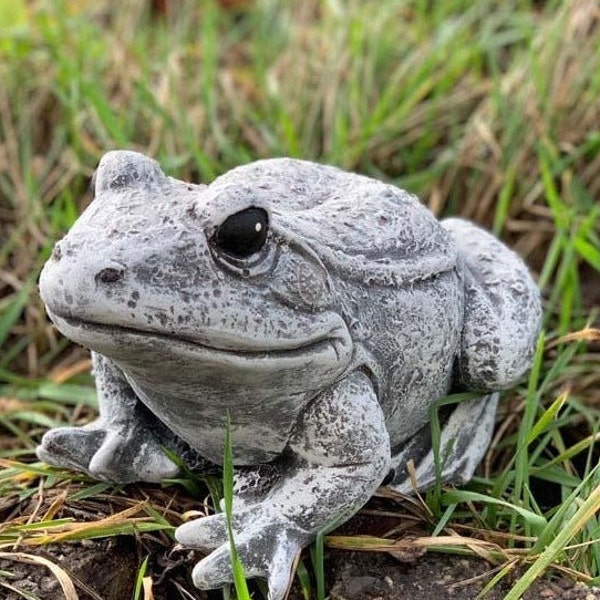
[214,159,463,445]
[214,158,457,288]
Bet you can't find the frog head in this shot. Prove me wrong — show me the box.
[39,151,354,398]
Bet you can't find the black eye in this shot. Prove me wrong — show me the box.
[213,207,269,259]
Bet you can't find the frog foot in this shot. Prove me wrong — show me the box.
[37,426,104,476]
[176,509,304,600]
[389,392,499,493]
[36,423,179,483]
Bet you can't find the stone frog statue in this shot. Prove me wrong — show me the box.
[37,151,541,599]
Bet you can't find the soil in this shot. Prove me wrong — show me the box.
[1,480,597,600]
[1,530,599,600]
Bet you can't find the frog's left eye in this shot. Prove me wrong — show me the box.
[213,207,269,259]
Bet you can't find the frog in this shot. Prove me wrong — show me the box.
[37,151,541,599]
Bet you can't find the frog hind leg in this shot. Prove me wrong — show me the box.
[36,352,179,483]
[388,392,498,493]
[442,218,542,391]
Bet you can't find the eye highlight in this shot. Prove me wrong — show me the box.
[213,207,269,259]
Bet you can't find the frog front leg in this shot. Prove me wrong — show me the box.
[36,352,178,483]
[175,371,390,600]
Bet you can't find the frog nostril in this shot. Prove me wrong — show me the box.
[95,267,125,285]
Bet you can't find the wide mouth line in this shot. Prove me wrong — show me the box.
[58,315,338,358]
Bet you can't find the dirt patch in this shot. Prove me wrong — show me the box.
[322,551,599,600]
[2,537,599,600]
[1,484,597,600]
[0,539,139,600]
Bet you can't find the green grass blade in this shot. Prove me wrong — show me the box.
[0,277,36,349]
[294,559,312,600]
[223,414,251,600]
[132,555,149,600]
[505,484,600,600]
[441,489,547,535]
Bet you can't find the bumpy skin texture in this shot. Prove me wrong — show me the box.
[37,151,542,599]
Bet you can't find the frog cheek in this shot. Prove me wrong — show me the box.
[268,255,331,313]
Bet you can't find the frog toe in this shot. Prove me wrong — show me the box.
[175,513,229,550]
[36,427,105,474]
[190,543,235,589]
[88,430,179,483]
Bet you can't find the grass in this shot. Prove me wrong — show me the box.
[223,415,251,600]
[0,0,599,598]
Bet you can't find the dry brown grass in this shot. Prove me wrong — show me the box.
[0,1,599,597]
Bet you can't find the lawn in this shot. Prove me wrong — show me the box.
[1,0,600,599]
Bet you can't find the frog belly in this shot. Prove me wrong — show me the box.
[123,370,310,465]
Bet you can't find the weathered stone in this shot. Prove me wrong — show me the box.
[37,151,541,599]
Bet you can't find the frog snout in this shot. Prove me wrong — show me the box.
[50,241,63,262]
[47,238,82,265]
[40,234,128,316]
[47,234,127,284]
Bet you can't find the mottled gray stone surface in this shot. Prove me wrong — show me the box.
[37,151,541,599]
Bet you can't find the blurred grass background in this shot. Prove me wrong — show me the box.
[1,0,600,598]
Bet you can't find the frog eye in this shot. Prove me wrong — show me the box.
[213,207,269,259]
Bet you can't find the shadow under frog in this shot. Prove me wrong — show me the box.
[37,151,541,599]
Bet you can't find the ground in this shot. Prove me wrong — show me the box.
[1,485,599,600]
[2,530,599,600]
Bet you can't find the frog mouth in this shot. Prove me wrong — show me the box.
[49,313,351,362]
